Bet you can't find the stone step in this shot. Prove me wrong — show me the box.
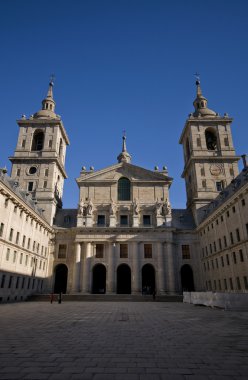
[27,294,183,302]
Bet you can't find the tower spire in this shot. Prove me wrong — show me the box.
[117,133,131,163]
[193,75,217,117]
[33,76,57,119]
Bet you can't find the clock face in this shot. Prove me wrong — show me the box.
[210,164,223,176]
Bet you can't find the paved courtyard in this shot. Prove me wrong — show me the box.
[0,302,248,380]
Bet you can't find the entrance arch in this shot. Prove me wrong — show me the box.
[92,264,106,294]
[142,264,155,294]
[54,264,68,294]
[117,264,131,294]
[181,264,195,291]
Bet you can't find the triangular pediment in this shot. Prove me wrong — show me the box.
[76,162,173,184]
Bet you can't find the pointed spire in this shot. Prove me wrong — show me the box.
[193,75,217,117]
[33,76,57,119]
[117,133,132,163]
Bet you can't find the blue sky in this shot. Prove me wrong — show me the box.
[0,0,248,209]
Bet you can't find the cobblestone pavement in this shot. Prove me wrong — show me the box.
[0,302,248,380]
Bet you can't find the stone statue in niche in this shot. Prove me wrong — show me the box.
[133,198,140,215]
[155,199,163,216]
[109,199,116,215]
[163,198,172,216]
[78,198,85,215]
[86,199,93,215]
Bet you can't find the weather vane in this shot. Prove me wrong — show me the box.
[194,72,200,83]
[50,74,55,84]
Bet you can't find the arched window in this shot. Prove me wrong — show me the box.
[205,130,217,151]
[118,177,131,201]
[32,130,44,151]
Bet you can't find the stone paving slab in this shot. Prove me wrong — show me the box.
[0,302,248,379]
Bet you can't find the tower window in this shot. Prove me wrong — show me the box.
[22,139,26,148]
[196,137,201,147]
[28,182,34,191]
[224,137,229,146]
[16,168,21,176]
[29,166,37,175]
[45,168,49,176]
[216,181,223,192]
[49,140,52,148]
[118,177,131,201]
[185,138,190,161]
[44,181,47,188]
[32,130,44,151]
[205,130,217,150]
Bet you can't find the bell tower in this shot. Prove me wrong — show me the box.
[9,79,70,225]
[179,78,240,225]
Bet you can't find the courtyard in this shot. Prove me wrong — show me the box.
[0,301,247,380]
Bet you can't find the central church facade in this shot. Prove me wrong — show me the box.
[4,76,246,300]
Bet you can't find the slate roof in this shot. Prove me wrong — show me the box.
[171,208,196,230]
[53,208,78,228]
[0,169,45,218]
[198,166,248,224]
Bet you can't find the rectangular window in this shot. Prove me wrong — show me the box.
[221,256,224,267]
[22,277,25,289]
[44,181,47,189]
[20,252,23,264]
[230,232,234,245]
[120,215,128,226]
[22,235,26,248]
[197,137,201,147]
[48,140,52,148]
[27,278,30,289]
[9,228,13,241]
[22,139,26,148]
[182,245,190,259]
[200,167,205,176]
[144,244,152,259]
[97,215,105,226]
[229,278,233,290]
[239,249,244,262]
[1,275,6,288]
[25,255,28,266]
[13,251,17,263]
[202,179,206,188]
[224,235,227,247]
[95,244,104,258]
[236,228,240,242]
[16,168,21,176]
[244,276,248,290]
[218,238,222,250]
[226,254,230,265]
[28,182,34,191]
[16,277,20,289]
[8,276,13,288]
[224,278,227,290]
[215,258,218,268]
[241,198,246,206]
[213,242,216,252]
[218,280,221,291]
[232,206,236,213]
[227,210,230,218]
[232,252,236,264]
[27,238,30,250]
[214,280,216,290]
[211,260,214,269]
[45,168,49,176]
[143,215,151,226]
[210,244,212,254]
[236,277,241,290]
[120,244,128,258]
[15,232,20,244]
[203,262,206,272]
[0,223,4,237]
[216,181,223,192]
[6,248,10,261]
[58,244,67,259]
[224,137,229,146]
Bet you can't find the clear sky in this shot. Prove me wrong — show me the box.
[0,0,248,209]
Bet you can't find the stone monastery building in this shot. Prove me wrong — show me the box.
[0,79,248,302]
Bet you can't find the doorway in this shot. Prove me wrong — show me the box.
[117,264,131,294]
[54,264,68,294]
[142,264,155,294]
[92,264,106,294]
[181,264,195,291]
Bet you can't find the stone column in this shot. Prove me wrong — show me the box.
[157,242,165,294]
[82,242,92,293]
[73,243,81,292]
[132,242,140,293]
[107,243,115,293]
[165,242,176,294]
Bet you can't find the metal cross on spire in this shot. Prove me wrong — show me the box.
[194,72,200,83]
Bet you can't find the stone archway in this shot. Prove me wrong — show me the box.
[142,264,155,295]
[181,264,195,291]
[92,264,106,294]
[117,264,131,294]
[54,264,68,294]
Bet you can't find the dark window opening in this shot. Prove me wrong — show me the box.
[118,178,131,201]
[32,131,44,151]
[143,215,151,226]
[205,130,217,150]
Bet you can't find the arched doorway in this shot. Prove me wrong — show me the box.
[142,264,155,294]
[117,264,131,294]
[54,264,68,294]
[92,264,106,294]
[181,264,195,291]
